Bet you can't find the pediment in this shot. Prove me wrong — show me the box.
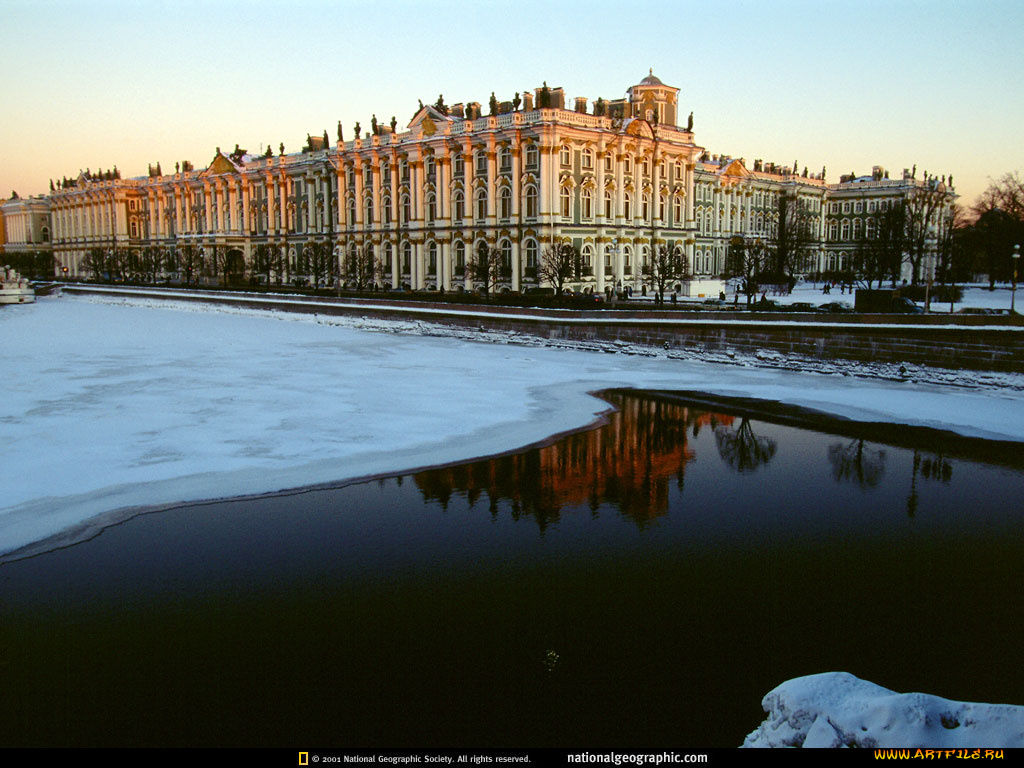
[408,105,451,134]
[624,119,654,139]
[202,152,241,177]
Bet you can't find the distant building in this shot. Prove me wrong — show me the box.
[1,194,52,262]
[44,73,955,290]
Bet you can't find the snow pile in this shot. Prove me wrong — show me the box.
[743,673,1024,748]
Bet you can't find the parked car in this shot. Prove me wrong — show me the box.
[818,301,855,313]
[786,302,819,312]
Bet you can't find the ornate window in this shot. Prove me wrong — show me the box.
[623,192,632,220]
[453,153,464,178]
[560,187,571,218]
[582,148,593,170]
[499,146,512,172]
[523,238,538,269]
[673,195,682,223]
[428,241,437,274]
[525,144,538,169]
[382,194,392,224]
[453,190,465,221]
[401,194,411,225]
[604,190,613,220]
[475,189,487,220]
[365,197,374,223]
[475,151,488,176]
[524,185,538,219]
[582,188,593,219]
[402,241,412,272]
[560,145,571,166]
[500,187,512,220]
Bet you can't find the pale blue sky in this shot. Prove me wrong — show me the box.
[2,0,1022,209]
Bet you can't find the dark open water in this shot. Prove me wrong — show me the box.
[3,390,1023,747]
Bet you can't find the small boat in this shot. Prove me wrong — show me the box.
[0,266,36,304]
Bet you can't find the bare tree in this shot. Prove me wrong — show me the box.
[768,192,816,287]
[904,175,948,284]
[470,243,504,297]
[177,244,204,286]
[83,247,108,282]
[538,242,577,297]
[725,236,769,304]
[251,244,281,285]
[641,244,691,300]
[301,240,336,289]
[855,200,906,288]
[343,244,381,290]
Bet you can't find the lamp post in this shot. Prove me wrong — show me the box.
[1012,244,1020,313]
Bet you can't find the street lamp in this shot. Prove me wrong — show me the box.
[1012,244,1020,313]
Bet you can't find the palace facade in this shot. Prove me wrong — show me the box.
[27,73,955,292]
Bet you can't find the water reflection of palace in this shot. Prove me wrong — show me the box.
[414,392,733,529]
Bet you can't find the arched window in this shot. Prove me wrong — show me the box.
[475,151,487,176]
[623,193,632,220]
[451,239,463,270]
[402,241,412,272]
[560,145,570,166]
[659,194,667,222]
[523,238,538,270]
[582,148,593,169]
[525,144,539,169]
[382,194,392,224]
[452,190,464,221]
[383,243,393,273]
[623,245,633,272]
[348,199,357,227]
[641,244,650,268]
[381,161,391,184]
[499,187,512,220]
[452,153,464,178]
[365,197,374,224]
[400,159,409,182]
[581,188,593,219]
[642,194,650,222]
[428,241,437,274]
[705,211,712,233]
[499,146,512,172]
[866,219,876,240]
[673,195,682,224]
[604,191,613,220]
[425,156,436,182]
[852,218,862,240]
[500,239,512,276]
[425,192,436,223]
[828,221,838,241]
[475,188,488,220]
[560,187,571,218]
[624,156,632,174]
[524,185,538,219]
[841,219,850,240]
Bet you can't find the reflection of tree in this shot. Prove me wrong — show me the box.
[828,439,887,488]
[906,449,954,517]
[714,418,777,473]
[413,393,724,530]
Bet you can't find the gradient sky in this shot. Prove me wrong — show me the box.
[2,0,1022,211]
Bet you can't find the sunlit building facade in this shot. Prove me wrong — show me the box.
[45,73,955,290]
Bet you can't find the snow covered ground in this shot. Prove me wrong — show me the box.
[2,293,1024,560]
[744,673,1024,748]
[672,281,1021,312]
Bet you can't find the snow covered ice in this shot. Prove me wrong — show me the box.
[743,672,1024,748]
[2,293,1023,559]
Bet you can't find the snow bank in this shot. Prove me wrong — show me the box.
[743,673,1024,748]
[2,294,1024,559]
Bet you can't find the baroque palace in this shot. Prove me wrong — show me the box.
[3,72,955,293]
